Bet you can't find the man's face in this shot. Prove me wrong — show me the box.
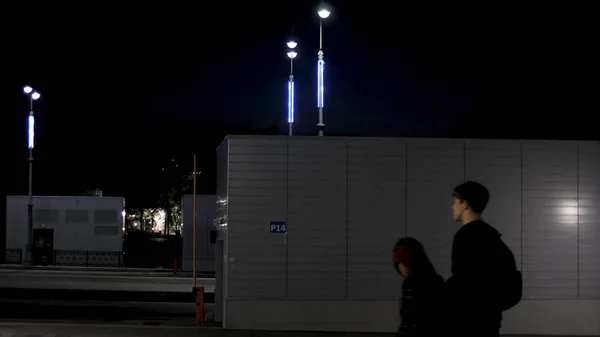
[452,197,467,222]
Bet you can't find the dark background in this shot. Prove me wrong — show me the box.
[2,2,598,207]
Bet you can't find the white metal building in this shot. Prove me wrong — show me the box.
[214,135,600,335]
[5,196,125,253]
[181,194,217,273]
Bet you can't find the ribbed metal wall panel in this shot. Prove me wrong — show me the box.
[222,135,600,333]
[346,138,406,300]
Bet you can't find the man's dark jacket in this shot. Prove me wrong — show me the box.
[446,220,504,334]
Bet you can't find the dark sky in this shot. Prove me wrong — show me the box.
[2,2,598,206]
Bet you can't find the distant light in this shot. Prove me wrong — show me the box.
[23,86,33,94]
[287,51,297,59]
[31,92,41,100]
[28,115,34,150]
[317,60,324,108]
[287,41,297,49]
[122,210,126,217]
[318,9,331,19]
[288,80,295,123]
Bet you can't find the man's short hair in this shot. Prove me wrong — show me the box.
[452,181,489,214]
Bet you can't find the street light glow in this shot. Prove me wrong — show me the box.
[31,92,41,100]
[23,86,33,94]
[318,9,331,19]
[288,80,295,124]
[28,115,35,150]
[285,34,297,136]
[317,59,324,108]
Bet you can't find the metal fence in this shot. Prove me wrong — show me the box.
[4,248,22,264]
[3,248,124,267]
[54,249,124,267]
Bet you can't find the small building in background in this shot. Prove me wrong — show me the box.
[181,194,216,273]
[5,196,125,265]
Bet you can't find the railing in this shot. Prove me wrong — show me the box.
[4,248,22,265]
[54,249,123,267]
[2,248,123,267]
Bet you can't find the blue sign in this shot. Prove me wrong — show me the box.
[270,221,287,233]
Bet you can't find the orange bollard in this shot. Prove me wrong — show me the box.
[195,286,205,323]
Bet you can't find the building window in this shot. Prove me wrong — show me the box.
[94,210,118,224]
[94,226,119,236]
[65,210,89,225]
[34,209,60,225]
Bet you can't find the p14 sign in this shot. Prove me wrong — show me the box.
[270,221,287,233]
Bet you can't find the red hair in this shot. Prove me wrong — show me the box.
[393,242,411,268]
[392,237,437,277]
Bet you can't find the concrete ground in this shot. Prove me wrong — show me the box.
[0,269,214,292]
[0,264,214,278]
[0,269,215,303]
[0,322,593,337]
[0,269,216,325]
[0,298,203,321]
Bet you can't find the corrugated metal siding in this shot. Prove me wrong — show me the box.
[227,138,288,299]
[222,135,600,333]
[406,138,464,279]
[347,138,406,300]
[579,142,600,298]
[287,138,347,299]
[465,140,523,276]
[224,136,600,300]
[522,141,579,298]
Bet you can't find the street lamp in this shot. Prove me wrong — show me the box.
[23,84,41,266]
[316,4,331,136]
[286,38,298,136]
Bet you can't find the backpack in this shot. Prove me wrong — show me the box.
[495,237,522,311]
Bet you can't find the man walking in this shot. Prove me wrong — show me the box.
[447,181,521,336]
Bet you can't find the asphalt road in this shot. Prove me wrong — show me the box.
[0,270,215,293]
[0,323,221,337]
[0,299,208,322]
[0,270,216,324]
[0,287,214,303]
[0,322,591,337]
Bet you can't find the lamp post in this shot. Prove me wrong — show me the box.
[286,38,298,136]
[316,5,330,137]
[23,85,41,266]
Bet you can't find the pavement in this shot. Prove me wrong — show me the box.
[0,269,216,323]
[0,264,214,278]
[0,323,593,337]
[0,299,201,321]
[0,269,215,294]
[0,323,217,337]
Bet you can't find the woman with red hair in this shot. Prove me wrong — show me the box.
[393,237,445,337]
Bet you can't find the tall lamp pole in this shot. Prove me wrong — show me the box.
[316,5,330,137]
[286,38,298,136]
[23,85,41,266]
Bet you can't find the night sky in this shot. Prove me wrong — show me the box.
[2,2,597,206]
